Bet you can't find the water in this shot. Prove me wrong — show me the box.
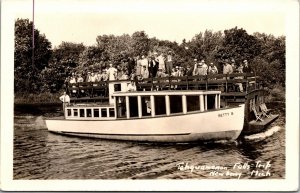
[13,103,285,179]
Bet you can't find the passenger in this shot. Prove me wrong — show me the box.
[100,69,108,81]
[223,59,233,75]
[127,80,137,91]
[107,63,117,80]
[156,68,167,78]
[193,63,200,76]
[141,66,149,79]
[157,52,166,73]
[140,55,148,76]
[243,59,252,73]
[86,72,92,82]
[201,60,208,74]
[208,63,218,74]
[234,63,244,92]
[231,59,237,73]
[166,51,173,75]
[193,63,206,76]
[136,56,142,77]
[77,74,85,96]
[96,71,102,82]
[148,55,159,78]
[59,91,70,117]
[127,56,135,76]
[69,74,77,96]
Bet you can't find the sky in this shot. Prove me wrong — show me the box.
[9,0,287,48]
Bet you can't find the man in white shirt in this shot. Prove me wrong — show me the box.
[59,92,70,117]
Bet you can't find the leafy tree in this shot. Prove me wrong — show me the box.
[14,18,52,93]
[131,31,150,56]
[41,42,85,92]
[216,27,261,64]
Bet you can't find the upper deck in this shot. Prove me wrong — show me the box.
[66,72,263,104]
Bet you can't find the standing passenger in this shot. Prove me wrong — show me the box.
[166,51,173,75]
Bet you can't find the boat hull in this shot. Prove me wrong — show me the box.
[46,105,244,142]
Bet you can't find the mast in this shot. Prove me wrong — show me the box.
[32,0,35,71]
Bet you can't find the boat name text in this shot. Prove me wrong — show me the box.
[218,112,234,117]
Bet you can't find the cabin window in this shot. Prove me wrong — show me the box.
[129,96,139,118]
[73,109,78,117]
[109,108,115,117]
[207,95,216,110]
[86,109,92,117]
[170,95,183,114]
[114,84,121,92]
[94,109,99,117]
[142,96,151,116]
[67,109,71,116]
[101,108,107,117]
[80,109,85,117]
[155,96,166,115]
[187,96,200,112]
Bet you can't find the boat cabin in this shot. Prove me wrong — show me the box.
[64,90,222,120]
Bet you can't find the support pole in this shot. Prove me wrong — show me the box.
[150,95,155,117]
[165,95,170,116]
[126,96,130,119]
[138,96,142,118]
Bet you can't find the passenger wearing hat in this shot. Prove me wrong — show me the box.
[243,59,252,73]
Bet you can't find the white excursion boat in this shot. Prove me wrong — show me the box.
[46,81,245,142]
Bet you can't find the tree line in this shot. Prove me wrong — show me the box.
[14,18,285,94]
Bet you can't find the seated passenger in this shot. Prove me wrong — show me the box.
[127,80,137,91]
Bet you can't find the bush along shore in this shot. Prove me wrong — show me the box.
[14,91,63,105]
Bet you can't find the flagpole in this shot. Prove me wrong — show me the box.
[32,0,35,70]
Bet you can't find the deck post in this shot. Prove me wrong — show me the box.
[218,94,221,108]
[138,96,142,118]
[182,95,187,114]
[150,95,155,117]
[107,107,109,117]
[215,94,218,109]
[126,96,130,119]
[199,94,204,112]
[204,95,207,110]
[165,95,170,116]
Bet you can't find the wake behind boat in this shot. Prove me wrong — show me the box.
[46,82,245,142]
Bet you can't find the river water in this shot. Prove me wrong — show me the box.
[13,102,285,179]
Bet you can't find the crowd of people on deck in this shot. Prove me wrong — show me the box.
[65,51,253,93]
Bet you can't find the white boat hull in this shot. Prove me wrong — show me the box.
[46,105,244,142]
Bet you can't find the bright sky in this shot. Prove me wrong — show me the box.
[10,0,287,48]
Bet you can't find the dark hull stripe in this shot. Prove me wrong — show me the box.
[58,131,191,136]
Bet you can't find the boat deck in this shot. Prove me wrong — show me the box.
[246,114,279,134]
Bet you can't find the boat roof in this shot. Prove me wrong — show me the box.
[112,90,221,96]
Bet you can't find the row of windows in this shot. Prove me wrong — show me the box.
[66,108,115,118]
[115,94,218,118]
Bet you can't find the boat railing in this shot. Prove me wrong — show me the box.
[66,73,263,99]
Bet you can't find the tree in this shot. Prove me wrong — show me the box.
[41,42,85,92]
[131,31,150,56]
[216,27,261,64]
[14,18,52,93]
